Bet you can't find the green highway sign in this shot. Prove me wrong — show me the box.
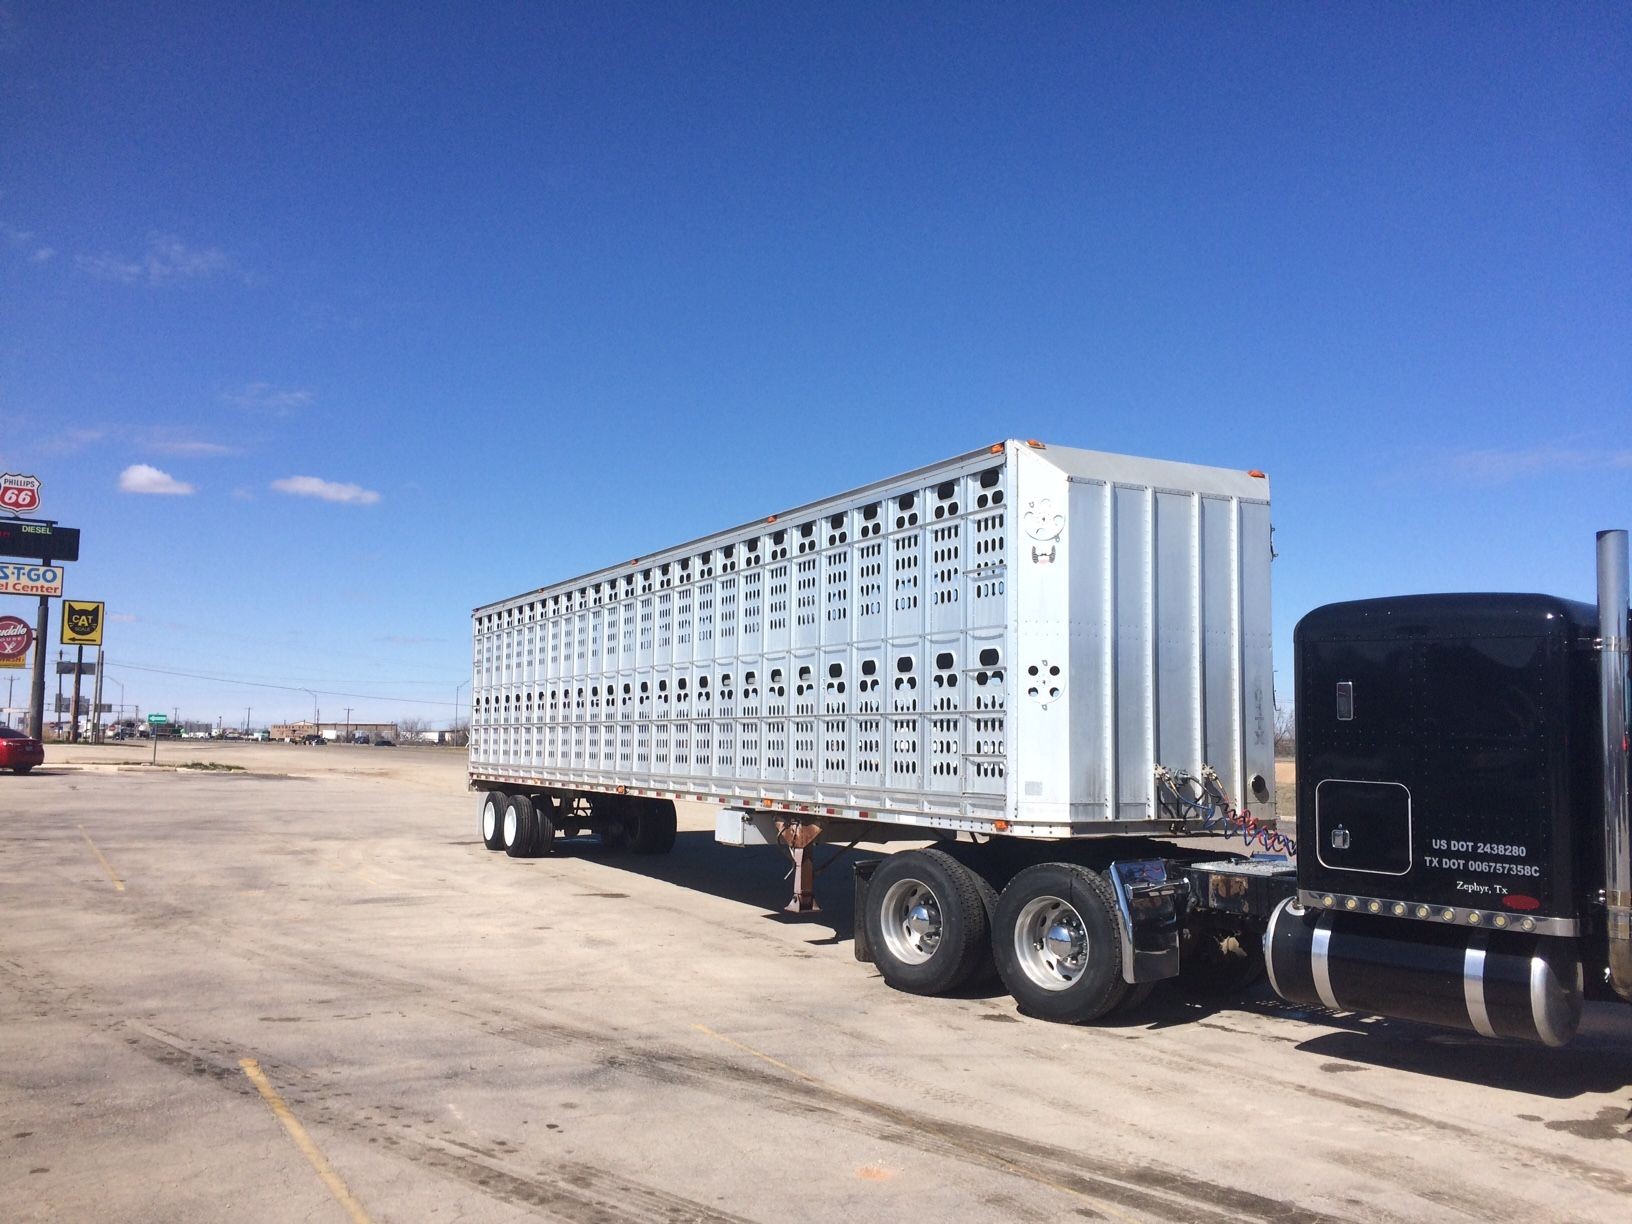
[147,713,169,725]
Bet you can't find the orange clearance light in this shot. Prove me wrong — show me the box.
[1025,439,1046,449]
[989,442,1004,453]
[616,785,628,794]
[760,798,774,808]
[993,818,1011,832]
[1248,470,1267,479]
[766,514,778,523]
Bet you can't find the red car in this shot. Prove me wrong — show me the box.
[0,725,43,773]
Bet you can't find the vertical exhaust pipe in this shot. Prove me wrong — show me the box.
[1599,530,1631,1002]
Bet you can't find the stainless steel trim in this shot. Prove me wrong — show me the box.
[1296,890,1580,937]
[1310,912,1340,1011]
[1463,933,1496,1038]
[1597,529,1631,1002]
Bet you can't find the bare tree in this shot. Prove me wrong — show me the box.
[1274,703,1296,758]
[398,715,429,743]
[448,718,469,747]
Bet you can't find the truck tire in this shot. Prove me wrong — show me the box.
[629,799,676,855]
[993,863,1128,1022]
[502,794,536,858]
[531,801,557,857]
[864,848,993,996]
[479,791,506,851]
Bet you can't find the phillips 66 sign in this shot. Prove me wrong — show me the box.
[0,473,41,514]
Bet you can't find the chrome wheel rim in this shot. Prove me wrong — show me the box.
[879,878,942,965]
[1013,894,1088,991]
[503,807,518,846]
[482,799,498,841]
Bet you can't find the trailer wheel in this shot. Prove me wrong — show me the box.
[993,863,1128,1022]
[1178,925,1265,995]
[629,799,677,855]
[864,848,993,996]
[531,801,557,857]
[479,791,507,851]
[502,794,536,858]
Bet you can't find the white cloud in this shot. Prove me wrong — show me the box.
[1449,444,1632,484]
[118,464,195,495]
[2,222,54,264]
[77,232,231,285]
[271,475,380,505]
[222,382,314,416]
[142,435,238,457]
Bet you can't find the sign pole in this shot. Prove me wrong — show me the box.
[27,592,47,739]
[90,646,105,745]
[69,644,84,743]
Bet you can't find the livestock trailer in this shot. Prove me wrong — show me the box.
[469,439,1283,1021]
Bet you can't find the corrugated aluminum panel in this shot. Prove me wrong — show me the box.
[470,440,1274,837]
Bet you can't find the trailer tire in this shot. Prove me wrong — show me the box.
[502,794,536,858]
[629,799,677,855]
[993,863,1128,1023]
[865,848,993,997]
[479,791,507,851]
[531,803,556,857]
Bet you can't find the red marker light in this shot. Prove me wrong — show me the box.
[1501,894,1541,911]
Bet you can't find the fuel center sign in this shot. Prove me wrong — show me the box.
[0,562,64,596]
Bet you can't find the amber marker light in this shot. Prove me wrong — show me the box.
[1248,470,1267,478]
[1025,439,1046,449]
[993,819,1010,832]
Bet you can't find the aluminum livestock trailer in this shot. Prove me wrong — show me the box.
[470,439,1285,1021]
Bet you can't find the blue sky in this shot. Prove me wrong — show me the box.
[1,3,1627,729]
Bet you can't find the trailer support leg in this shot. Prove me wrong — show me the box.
[777,818,823,913]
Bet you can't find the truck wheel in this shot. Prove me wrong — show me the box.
[993,863,1128,1022]
[531,802,557,857]
[503,794,536,858]
[865,848,993,996]
[479,791,506,851]
[629,799,677,855]
[1179,925,1265,995]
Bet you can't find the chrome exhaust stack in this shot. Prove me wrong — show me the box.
[1599,529,1631,1003]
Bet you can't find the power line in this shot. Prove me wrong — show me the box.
[104,661,463,708]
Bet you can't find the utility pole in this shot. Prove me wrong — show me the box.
[244,707,251,734]
[27,589,49,740]
[55,648,64,740]
[69,644,85,743]
[90,646,105,744]
[344,706,352,745]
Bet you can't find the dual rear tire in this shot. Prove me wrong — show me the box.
[478,790,673,857]
[478,791,555,857]
[866,852,1132,1023]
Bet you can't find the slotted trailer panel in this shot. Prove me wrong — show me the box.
[470,440,1275,838]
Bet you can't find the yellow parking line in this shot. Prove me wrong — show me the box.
[240,1059,373,1224]
[77,826,125,892]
